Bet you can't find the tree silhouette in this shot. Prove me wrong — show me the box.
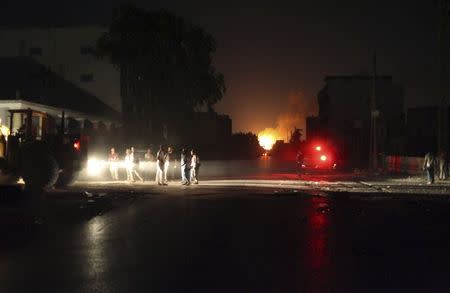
[96,4,226,114]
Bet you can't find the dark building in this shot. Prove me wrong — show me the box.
[306,116,320,141]
[405,106,450,156]
[0,57,120,154]
[0,57,119,126]
[189,111,232,158]
[316,75,404,167]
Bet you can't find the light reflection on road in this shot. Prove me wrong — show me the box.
[82,217,112,291]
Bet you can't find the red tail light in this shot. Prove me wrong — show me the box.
[73,140,80,151]
[315,146,321,151]
[320,155,327,161]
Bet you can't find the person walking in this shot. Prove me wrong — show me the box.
[190,149,200,184]
[130,147,144,183]
[155,145,165,185]
[180,148,190,185]
[108,147,119,180]
[124,148,134,182]
[423,152,436,184]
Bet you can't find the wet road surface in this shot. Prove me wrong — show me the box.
[1,184,450,292]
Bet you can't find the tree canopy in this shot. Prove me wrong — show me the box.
[96,4,226,110]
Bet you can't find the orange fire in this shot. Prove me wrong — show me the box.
[258,128,279,151]
[258,134,276,150]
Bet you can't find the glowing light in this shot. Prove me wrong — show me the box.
[73,141,80,151]
[320,155,327,161]
[87,158,105,176]
[258,134,276,151]
[0,125,10,138]
[315,146,321,151]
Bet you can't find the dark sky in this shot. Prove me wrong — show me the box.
[2,0,441,133]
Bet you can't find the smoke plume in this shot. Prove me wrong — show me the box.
[259,91,315,142]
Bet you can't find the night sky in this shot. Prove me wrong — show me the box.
[2,0,440,133]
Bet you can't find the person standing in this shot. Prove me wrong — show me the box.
[296,149,304,175]
[437,151,448,180]
[144,148,155,161]
[163,146,173,184]
[155,145,165,185]
[423,152,436,184]
[190,149,200,184]
[125,148,134,182]
[143,148,155,180]
[108,148,119,180]
[130,147,144,183]
[180,148,190,185]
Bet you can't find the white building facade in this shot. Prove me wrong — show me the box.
[0,26,121,113]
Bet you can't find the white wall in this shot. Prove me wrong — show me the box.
[0,27,121,113]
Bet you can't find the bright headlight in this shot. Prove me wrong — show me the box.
[87,158,104,176]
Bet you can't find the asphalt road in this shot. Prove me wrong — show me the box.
[1,183,450,292]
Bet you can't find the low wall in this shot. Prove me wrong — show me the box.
[79,159,298,181]
[383,156,424,175]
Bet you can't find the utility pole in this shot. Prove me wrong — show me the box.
[438,0,449,155]
[369,52,379,171]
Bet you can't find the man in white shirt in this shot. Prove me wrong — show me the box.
[155,145,166,185]
[108,148,119,180]
[163,146,173,184]
[124,148,133,182]
[190,149,200,184]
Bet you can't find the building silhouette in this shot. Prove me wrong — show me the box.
[0,27,121,113]
[308,74,404,167]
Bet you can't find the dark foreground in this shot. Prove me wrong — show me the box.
[1,184,450,292]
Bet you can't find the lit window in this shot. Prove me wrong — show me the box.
[29,47,42,56]
[80,74,94,82]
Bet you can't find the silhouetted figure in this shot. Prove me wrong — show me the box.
[144,148,154,161]
[180,148,190,185]
[143,148,154,180]
[125,148,133,182]
[423,152,436,184]
[438,151,448,180]
[296,149,304,174]
[130,147,144,183]
[108,147,119,180]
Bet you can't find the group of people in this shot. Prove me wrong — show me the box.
[107,145,200,185]
[108,147,144,183]
[423,151,448,184]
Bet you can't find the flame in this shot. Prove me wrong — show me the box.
[258,134,276,150]
[257,91,316,147]
[258,129,279,150]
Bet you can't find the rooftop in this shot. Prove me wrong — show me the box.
[0,57,120,122]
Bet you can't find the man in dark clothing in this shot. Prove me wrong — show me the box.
[296,149,304,175]
[180,148,190,185]
[423,152,436,184]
